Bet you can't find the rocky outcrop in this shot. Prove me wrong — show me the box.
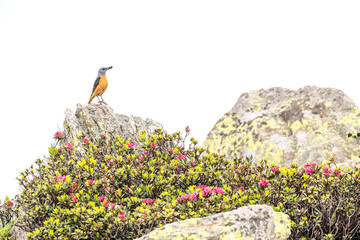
[202,86,360,167]
[63,103,163,155]
[136,204,291,240]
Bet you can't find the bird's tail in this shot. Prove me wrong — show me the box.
[88,94,95,104]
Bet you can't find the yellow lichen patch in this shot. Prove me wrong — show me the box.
[291,120,303,134]
[273,211,291,240]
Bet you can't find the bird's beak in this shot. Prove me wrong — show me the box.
[106,66,113,71]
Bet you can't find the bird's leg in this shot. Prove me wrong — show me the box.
[96,96,102,103]
[100,96,107,105]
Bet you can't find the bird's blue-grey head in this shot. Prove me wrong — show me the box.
[98,66,113,76]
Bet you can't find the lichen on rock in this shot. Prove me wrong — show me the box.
[136,204,290,240]
[202,86,360,167]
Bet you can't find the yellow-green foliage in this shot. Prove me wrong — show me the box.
[2,128,360,239]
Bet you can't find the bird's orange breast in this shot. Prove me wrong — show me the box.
[93,75,108,97]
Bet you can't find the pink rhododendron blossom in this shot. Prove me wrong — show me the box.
[167,148,173,153]
[139,163,143,167]
[323,167,334,177]
[55,131,62,138]
[191,160,196,166]
[63,142,72,150]
[98,195,106,202]
[204,187,212,195]
[110,203,116,208]
[126,142,135,148]
[213,187,224,194]
[259,179,269,186]
[271,166,280,172]
[103,201,109,207]
[73,183,78,187]
[239,186,244,191]
[334,169,341,175]
[110,177,114,182]
[151,142,157,148]
[6,201,13,206]
[147,199,155,204]
[108,160,113,165]
[83,138,89,143]
[176,154,186,160]
[102,177,106,183]
[101,134,105,139]
[87,179,94,185]
[72,196,77,202]
[139,156,144,161]
[143,214,147,219]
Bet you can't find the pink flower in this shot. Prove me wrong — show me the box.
[334,169,341,175]
[108,160,113,165]
[55,131,62,138]
[151,142,157,148]
[127,142,135,148]
[102,177,106,183]
[6,201,13,207]
[84,138,89,144]
[139,156,144,161]
[323,167,333,177]
[184,171,188,175]
[271,166,280,172]
[143,214,147,219]
[147,199,155,204]
[239,186,244,191]
[103,201,109,207]
[191,160,195,166]
[176,154,186,160]
[64,142,72,150]
[73,183,78,187]
[259,179,269,186]
[139,163,143,167]
[213,187,224,194]
[72,196,78,202]
[167,148,173,153]
[204,187,212,195]
[84,203,87,207]
[305,166,312,175]
[101,134,105,139]
[87,179,94,185]
[110,203,116,208]
[98,195,106,202]
[185,126,190,132]
[110,177,114,182]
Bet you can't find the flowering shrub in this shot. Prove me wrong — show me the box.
[1,127,360,239]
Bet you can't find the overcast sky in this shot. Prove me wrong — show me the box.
[1,0,360,201]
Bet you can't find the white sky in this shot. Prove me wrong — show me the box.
[0,0,360,201]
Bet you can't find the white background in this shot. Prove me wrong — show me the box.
[1,0,360,201]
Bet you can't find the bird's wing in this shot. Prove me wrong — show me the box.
[90,76,101,96]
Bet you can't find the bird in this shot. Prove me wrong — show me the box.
[88,66,113,104]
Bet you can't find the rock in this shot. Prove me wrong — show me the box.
[136,204,291,240]
[202,86,360,167]
[64,103,163,156]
